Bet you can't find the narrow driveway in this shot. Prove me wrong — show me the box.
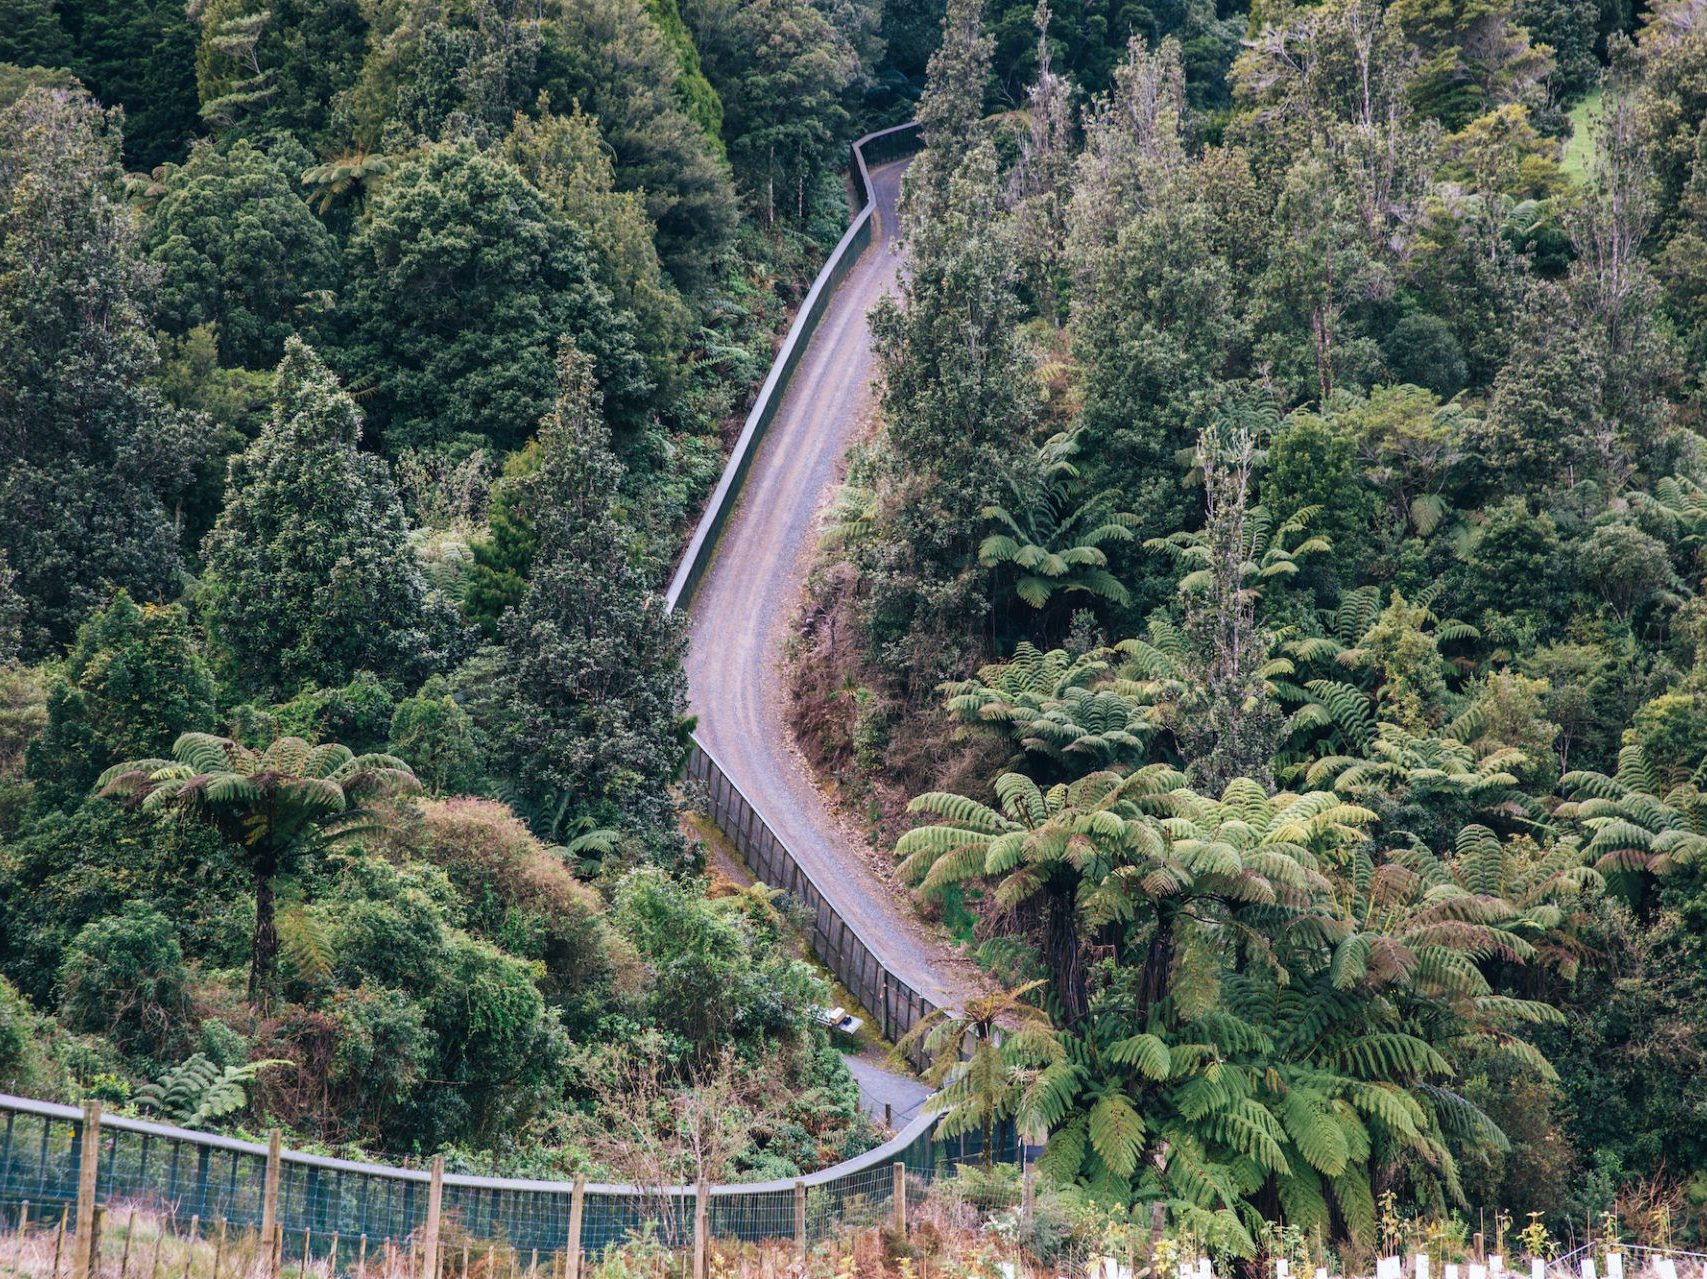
[683,159,984,1021]
[844,1053,931,1127]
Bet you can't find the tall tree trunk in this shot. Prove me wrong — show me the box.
[1137,908,1175,1017]
[250,866,278,1013]
[1044,883,1086,1024]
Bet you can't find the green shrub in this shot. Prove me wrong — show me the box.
[59,903,194,1059]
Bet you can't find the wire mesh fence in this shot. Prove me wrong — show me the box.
[658,116,946,1074]
[682,741,939,1070]
[0,1093,1016,1276]
[664,119,919,616]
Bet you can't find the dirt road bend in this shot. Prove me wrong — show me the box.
[683,159,983,1022]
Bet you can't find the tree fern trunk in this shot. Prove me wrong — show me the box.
[1045,883,1086,1023]
[250,866,278,1013]
[1138,908,1175,1016]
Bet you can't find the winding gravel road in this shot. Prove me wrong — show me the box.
[683,159,984,1034]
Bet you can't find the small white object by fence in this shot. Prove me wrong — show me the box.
[1583,1259,1598,1279]
[1656,1260,1679,1279]
[1608,1256,1624,1279]
[1417,1253,1431,1279]
[1447,1264,1460,1279]
[1379,1257,1404,1279]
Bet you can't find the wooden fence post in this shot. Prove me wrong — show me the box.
[692,1181,709,1279]
[892,1163,906,1234]
[72,1100,101,1279]
[793,1180,806,1265]
[421,1156,445,1279]
[260,1130,282,1254]
[565,1175,585,1279]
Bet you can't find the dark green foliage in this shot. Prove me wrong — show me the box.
[537,0,738,286]
[462,445,540,640]
[1517,0,1602,98]
[100,730,421,1010]
[0,0,74,70]
[685,0,858,224]
[1264,412,1378,591]
[0,799,247,1007]
[335,140,650,454]
[192,0,366,143]
[1383,313,1470,398]
[268,671,399,755]
[864,139,1032,687]
[1581,521,1682,622]
[151,326,275,560]
[342,0,539,147]
[376,797,613,1012]
[24,592,217,812]
[0,88,192,658]
[59,0,201,167]
[201,339,465,697]
[502,106,691,417]
[498,344,689,847]
[387,678,485,795]
[1456,497,1569,624]
[59,903,193,1058]
[147,139,340,370]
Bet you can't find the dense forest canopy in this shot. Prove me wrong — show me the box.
[2,0,1707,1258]
[0,0,915,1181]
[793,0,1707,1253]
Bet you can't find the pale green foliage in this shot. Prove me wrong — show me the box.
[1556,743,1707,880]
[943,642,1155,776]
[135,1053,292,1127]
[980,431,1138,611]
[896,980,1061,1166]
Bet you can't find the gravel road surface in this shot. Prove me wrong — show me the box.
[683,158,986,1023]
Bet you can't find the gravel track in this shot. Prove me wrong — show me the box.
[683,158,986,1024]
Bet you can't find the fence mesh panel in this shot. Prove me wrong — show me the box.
[0,1095,1017,1271]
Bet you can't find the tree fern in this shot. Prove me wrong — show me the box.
[135,1054,292,1127]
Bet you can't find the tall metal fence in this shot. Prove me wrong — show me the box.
[684,742,941,1069]
[0,1094,1013,1266]
[667,121,941,1071]
[664,119,920,613]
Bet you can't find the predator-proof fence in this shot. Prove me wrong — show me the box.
[0,1094,1014,1275]
[664,119,920,614]
[684,740,941,1070]
[668,120,938,1069]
